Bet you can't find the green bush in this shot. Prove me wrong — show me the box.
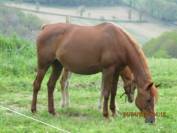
[143,30,177,58]
[0,35,36,77]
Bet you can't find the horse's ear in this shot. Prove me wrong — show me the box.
[155,83,161,88]
[146,82,153,91]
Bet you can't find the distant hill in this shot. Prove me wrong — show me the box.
[143,30,177,58]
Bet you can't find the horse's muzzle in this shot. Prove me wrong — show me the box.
[145,116,155,124]
[128,97,133,103]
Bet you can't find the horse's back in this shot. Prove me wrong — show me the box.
[37,22,118,46]
[37,22,121,74]
[55,23,119,74]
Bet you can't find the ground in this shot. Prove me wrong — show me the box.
[0,58,177,133]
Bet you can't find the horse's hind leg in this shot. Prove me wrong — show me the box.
[60,68,71,108]
[31,66,48,113]
[60,69,66,108]
[47,60,63,115]
[98,74,104,110]
[110,71,119,116]
[65,71,71,107]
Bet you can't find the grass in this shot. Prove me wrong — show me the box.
[0,36,177,132]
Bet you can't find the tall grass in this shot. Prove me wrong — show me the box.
[0,35,36,77]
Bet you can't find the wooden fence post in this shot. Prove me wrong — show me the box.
[66,16,71,24]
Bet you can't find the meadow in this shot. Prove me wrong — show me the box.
[0,35,177,133]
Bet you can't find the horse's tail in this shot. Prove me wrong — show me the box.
[40,24,48,30]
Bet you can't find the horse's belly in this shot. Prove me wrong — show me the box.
[61,61,101,74]
[67,64,101,75]
[57,49,102,74]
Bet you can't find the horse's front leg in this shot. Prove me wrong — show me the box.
[102,66,115,118]
[110,71,119,116]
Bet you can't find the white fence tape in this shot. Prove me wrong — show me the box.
[0,105,71,133]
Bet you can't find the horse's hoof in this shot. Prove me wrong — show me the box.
[103,113,109,118]
[49,110,56,115]
[112,112,117,117]
[65,102,70,108]
[31,108,36,113]
[61,104,65,108]
[111,110,117,117]
[61,103,69,108]
[55,112,59,117]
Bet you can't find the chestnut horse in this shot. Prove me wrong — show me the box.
[31,22,158,123]
[59,66,136,109]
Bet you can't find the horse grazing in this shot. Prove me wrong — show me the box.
[31,22,158,123]
[59,66,136,109]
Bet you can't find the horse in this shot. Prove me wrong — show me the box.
[119,66,137,103]
[59,66,136,109]
[31,22,158,123]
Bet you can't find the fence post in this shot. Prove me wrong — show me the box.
[66,16,71,24]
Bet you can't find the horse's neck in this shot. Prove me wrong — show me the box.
[116,27,152,89]
[123,39,152,89]
[128,52,151,88]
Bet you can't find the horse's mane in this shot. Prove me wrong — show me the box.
[117,26,158,101]
[120,28,150,78]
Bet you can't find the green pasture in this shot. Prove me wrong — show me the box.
[0,36,177,133]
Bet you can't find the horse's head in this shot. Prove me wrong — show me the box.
[135,82,159,123]
[123,80,136,103]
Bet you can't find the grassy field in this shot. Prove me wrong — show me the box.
[0,35,177,133]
